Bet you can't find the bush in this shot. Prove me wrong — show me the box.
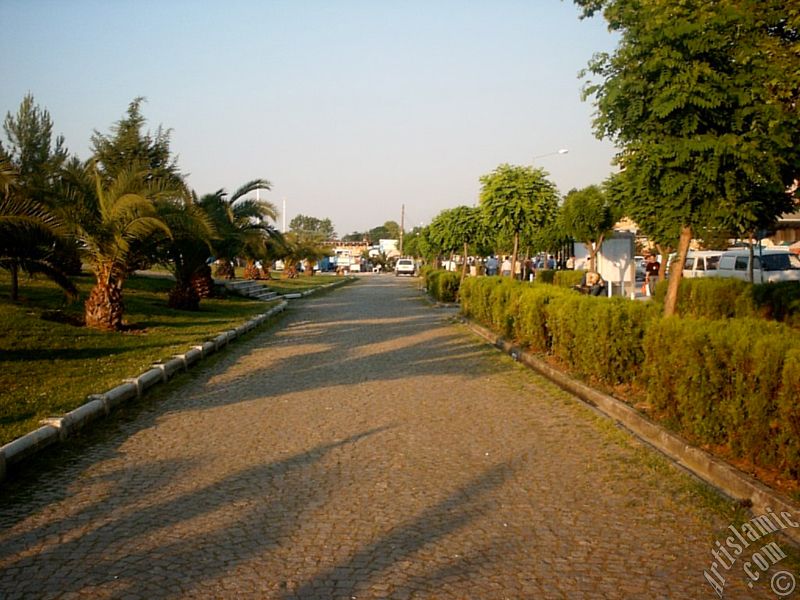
[460,276,504,325]
[642,317,798,467]
[460,273,800,478]
[751,281,800,325]
[535,269,556,284]
[553,270,586,289]
[652,277,755,318]
[426,270,460,303]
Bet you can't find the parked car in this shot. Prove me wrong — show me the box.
[395,258,416,276]
[709,248,800,283]
[682,250,722,278]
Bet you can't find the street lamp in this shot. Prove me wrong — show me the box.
[532,148,569,161]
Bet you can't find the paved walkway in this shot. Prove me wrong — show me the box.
[0,276,774,598]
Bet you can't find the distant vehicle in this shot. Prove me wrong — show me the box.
[709,248,800,283]
[395,258,416,276]
[634,255,646,280]
[682,250,722,278]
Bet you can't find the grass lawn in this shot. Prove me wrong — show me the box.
[0,271,280,446]
[264,272,347,294]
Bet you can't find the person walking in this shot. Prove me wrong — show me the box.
[500,256,512,277]
[645,254,661,296]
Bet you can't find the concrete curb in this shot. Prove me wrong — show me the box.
[0,300,288,482]
[280,275,356,300]
[463,317,800,545]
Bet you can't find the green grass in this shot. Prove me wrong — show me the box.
[263,272,346,293]
[0,271,280,445]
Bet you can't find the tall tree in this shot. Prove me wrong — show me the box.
[2,94,80,273]
[62,160,176,329]
[428,206,485,284]
[479,164,560,277]
[577,0,800,315]
[289,214,336,240]
[559,184,618,272]
[0,159,77,301]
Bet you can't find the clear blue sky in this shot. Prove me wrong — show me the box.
[1,0,619,237]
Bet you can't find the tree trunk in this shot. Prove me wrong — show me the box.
[168,282,200,311]
[85,276,125,330]
[510,232,519,278]
[747,234,755,283]
[460,241,469,286]
[191,265,213,299]
[663,225,692,317]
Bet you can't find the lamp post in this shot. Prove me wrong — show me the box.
[532,148,569,161]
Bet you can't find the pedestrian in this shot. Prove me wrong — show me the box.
[501,256,512,277]
[645,253,661,296]
[566,255,575,270]
[486,255,499,276]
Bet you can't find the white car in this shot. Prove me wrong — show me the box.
[395,258,416,276]
[710,248,800,283]
[682,250,722,278]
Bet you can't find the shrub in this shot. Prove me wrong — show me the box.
[426,270,460,303]
[642,317,799,468]
[653,277,756,319]
[553,270,586,289]
[460,272,800,477]
[750,281,800,324]
[777,348,800,476]
[535,269,556,284]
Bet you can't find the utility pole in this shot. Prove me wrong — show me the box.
[400,203,405,255]
[282,197,286,233]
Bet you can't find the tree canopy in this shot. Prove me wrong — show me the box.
[479,163,559,276]
[576,0,800,314]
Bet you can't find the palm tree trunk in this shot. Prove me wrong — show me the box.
[85,272,125,330]
[191,265,214,299]
[168,281,200,311]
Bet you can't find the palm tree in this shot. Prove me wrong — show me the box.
[0,159,77,301]
[154,192,218,310]
[63,160,175,330]
[198,179,279,279]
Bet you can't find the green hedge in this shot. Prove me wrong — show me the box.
[459,275,800,478]
[643,317,800,473]
[426,270,460,303]
[552,270,586,288]
[653,277,800,324]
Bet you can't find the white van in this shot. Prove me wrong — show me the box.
[683,250,722,278]
[712,248,800,283]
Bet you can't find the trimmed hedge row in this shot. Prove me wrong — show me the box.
[460,276,800,478]
[654,277,800,325]
[644,317,800,475]
[461,277,658,385]
[425,270,460,303]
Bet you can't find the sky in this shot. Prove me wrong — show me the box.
[1,0,619,237]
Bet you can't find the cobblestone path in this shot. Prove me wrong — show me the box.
[0,276,777,599]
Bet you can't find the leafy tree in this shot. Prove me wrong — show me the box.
[577,0,800,315]
[0,159,77,301]
[289,214,336,240]
[479,164,560,277]
[428,206,485,284]
[559,184,618,271]
[2,94,80,273]
[91,97,180,184]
